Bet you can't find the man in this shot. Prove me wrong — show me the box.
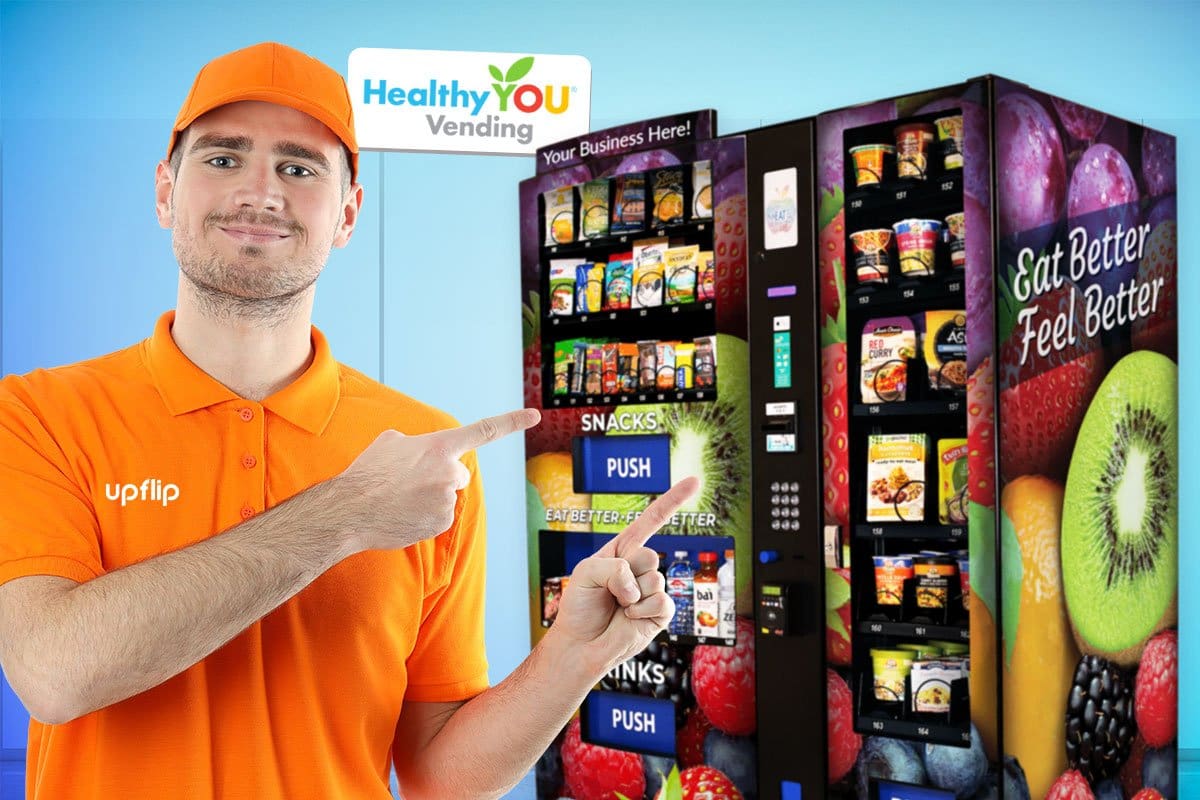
[0,42,696,799]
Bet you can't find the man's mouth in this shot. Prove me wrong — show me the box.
[218,226,292,244]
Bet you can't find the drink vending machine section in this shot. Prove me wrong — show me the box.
[521,111,773,800]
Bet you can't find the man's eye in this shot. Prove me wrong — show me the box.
[283,165,314,177]
[206,156,237,168]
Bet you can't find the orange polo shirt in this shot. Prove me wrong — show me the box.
[0,311,490,799]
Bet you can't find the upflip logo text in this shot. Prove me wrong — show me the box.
[105,480,180,507]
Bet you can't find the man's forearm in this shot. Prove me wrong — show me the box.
[396,629,607,800]
[24,478,359,723]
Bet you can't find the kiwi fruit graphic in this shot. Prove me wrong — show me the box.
[1061,350,1177,666]
[590,334,751,610]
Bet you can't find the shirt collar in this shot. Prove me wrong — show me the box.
[143,310,341,435]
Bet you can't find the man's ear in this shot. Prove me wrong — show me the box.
[333,183,364,248]
[155,160,175,229]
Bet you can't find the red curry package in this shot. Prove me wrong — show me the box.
[861,316,916,403]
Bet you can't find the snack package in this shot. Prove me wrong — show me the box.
[543,186,576,245]
[675,343,695,390]
[570,341,588,395]
[580,179,610,239]
[584,344,604,395]
[650,167,685,226]
[861,317,916,403]
[656,342,678,391]
[867,434,928,522]
[696,250,715,301]
[691,161,713,219]
[602,342,620,395]
[575,263,605,314]
[604,254,633,310]
[632,237,669,309]
[937,438,969,524]
[611,173,646,234]
[618,343,639,393]
[549,259,584,316]
[553,339,578,396]
[924,311,967,391]
[664,245,699,305]
[637,340,658,390]
[694,335,717,389]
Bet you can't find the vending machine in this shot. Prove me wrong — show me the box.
[521,77,1178,800]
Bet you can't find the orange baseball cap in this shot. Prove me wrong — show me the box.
[167,42,359,183]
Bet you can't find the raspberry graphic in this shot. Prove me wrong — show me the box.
[1134,629,1177,748]
[691,617,756,735]
[676,706,712,768]
[654,766,744,800]
[827,669,861,783]
[560,718,645,800]
[1046,769,1096,800]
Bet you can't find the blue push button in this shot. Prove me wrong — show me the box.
[781,781,802,800]
[759,550,780,564]
[573,435,671,494]
[583,690,676,756]
[876,780,954,800]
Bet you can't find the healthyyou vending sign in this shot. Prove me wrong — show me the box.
[349,48,591,156]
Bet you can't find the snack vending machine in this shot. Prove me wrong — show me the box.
[522,77,1178,800]
[814,77,1177,800]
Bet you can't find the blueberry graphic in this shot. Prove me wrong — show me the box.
[1142,745,1177,800]
[924,724,988,798]
[703,729,757,799]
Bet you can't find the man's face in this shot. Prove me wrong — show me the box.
[155,100,361,305]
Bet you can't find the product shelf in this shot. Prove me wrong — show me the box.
[847,274,964,312]
[856,619,969,642]
[542,219,712,259]
[547,388,716,408]
[854,715,971,747]
[547,300,715,332]
[852,398,964,418]
[844,171,963,218]
[854,523,966,541]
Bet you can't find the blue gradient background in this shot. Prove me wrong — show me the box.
[1,2,1197,797]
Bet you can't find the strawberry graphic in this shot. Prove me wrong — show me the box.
[827,668,861,784]
[675,706,712,768]
[1134,629,1177,748]
[649,765,743,800]
[967,357,996,508]
[713,193,748,334]
[560,718,645,800]
[818,188,846,321]
[996,274,1104,483]
[821,261,849,528]
[692,617,756,735]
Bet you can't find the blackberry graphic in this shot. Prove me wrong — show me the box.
[599,640,692,723]
[1065,655,1137,784]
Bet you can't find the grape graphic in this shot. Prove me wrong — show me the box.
[1067,143,1141,294]
[817,100,896,192]
[1052,98,1107,142]
[1141,129,1176,198]
[996,93,1066,251]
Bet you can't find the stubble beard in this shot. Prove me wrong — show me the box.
[173,209,327,328]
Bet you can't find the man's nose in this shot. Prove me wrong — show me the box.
[231,161,284,213]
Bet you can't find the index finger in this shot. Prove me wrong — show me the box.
[601,476,700,558]
[433,408,541,456]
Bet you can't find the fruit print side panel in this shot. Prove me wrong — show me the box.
[993,78,1179,800]
[704,136,749,338]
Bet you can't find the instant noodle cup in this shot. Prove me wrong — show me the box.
[849,143,894,187]
[873,554,914,607]
[896,642,944,659]
[945,212,966,268]
[850,228,893,284]
[913,555,957,610]
[895,122,936,179]
[930,641,969,657]
[893,218,942,277]
[911,659,963,715]
[871,649,914,703]
[935,115,964,170]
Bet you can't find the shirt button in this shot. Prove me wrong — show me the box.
[241,506,255,520]
[242,455,257,469]
[237,407,254,422]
